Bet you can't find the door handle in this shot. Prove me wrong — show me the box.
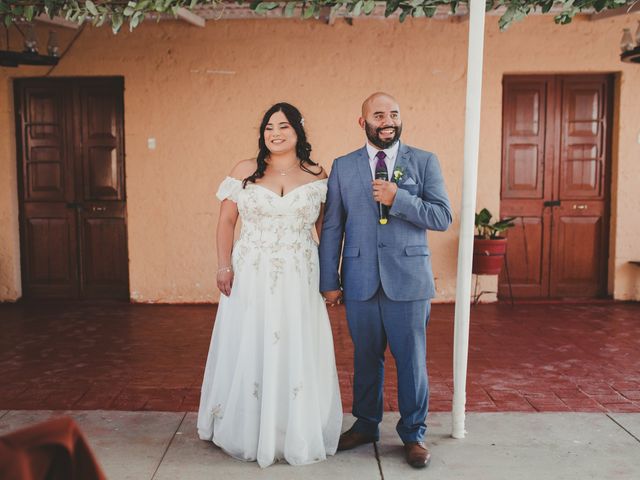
[543,200,561,207]
[91,206,107,213]
[572,204,588,210]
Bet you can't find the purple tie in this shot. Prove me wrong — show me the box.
[375,151,387,178]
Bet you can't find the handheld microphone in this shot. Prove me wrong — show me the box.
[375,169,389,225]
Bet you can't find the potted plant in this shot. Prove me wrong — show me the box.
[473,208,516,275]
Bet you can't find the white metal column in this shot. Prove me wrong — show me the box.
[452,0,487,439]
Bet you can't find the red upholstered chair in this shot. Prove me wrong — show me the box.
[0,416,106,480]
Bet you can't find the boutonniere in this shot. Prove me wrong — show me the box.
[392,166,405,183]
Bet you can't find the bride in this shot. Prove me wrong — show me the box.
[197,103,343,467]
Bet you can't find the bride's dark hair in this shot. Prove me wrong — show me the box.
[243,103,321,187]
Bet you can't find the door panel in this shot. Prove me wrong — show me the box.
[551,76,611,297]
[79,81,124,201]
[20,84,72,203]
[560,79,608,200]
[503,216,545,297]
[17,80,77,297]
[22,203,79,298]
[550,212,604,296]
[75,79,128,298]
[501,81,548,200]
[500,77,554,297]
[500,74,612,299]
[81,206,129,298]
[15,77,128,299]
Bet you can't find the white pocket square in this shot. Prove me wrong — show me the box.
[402,178,417,185]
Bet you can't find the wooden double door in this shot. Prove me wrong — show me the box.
[499,74,613,299]
[15,77,129,299]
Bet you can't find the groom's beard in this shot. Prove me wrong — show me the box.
[365,121,402,150]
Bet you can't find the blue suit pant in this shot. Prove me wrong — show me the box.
[344,288,430,442]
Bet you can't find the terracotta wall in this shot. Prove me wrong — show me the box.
[1,14,639,303]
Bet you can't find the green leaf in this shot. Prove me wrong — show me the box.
[399,7,410,22]
[190,0,199,9]
[498,4,527,30]
[123,7,136,16]
[384,0,400,18]
[493,217,517,230]
[352,0,363,16]
[303,4,315,18]
[255,2,279,14]
[137,0,152,11]
[24,5,35,21]
[4,15,13,27]
[130,11,142,30]
[485,0,495,13]
[363,0,375,14]
[112,12,124,33]
[44,0,55,18]
[86,0,99,16]
[284,1,297,17]
[475,208,493,226]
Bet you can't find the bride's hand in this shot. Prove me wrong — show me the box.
[217,269,234,297]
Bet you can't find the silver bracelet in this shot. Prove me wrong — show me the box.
[217,266,233,274]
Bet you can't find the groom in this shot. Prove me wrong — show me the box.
[319,92,452,468]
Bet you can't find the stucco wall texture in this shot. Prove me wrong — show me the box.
[1,14,639,303]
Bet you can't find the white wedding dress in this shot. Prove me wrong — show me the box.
[197,176,343,468]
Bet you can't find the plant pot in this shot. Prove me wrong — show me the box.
[472,237,508,275]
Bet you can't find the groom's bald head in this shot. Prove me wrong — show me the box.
[359,92,402,150]
[361,92,400,117]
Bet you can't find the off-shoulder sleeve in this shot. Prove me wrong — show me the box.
[216,176,243,203]
[314,178,328,203]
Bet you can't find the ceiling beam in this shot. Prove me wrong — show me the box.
[176,7,206,27]
[34,13,81,29]
[591,2,640,21]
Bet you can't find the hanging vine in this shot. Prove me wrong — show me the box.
[0,0,636,33]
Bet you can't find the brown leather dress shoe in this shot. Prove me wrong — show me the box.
[404,441,431,468]
[337,427,377,451]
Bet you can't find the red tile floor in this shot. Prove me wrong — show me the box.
[0,301,639,413]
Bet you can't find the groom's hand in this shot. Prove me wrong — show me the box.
[372,179,398,206]
[322,290,342,307]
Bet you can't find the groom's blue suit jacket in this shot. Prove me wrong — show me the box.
[319,143,452,302]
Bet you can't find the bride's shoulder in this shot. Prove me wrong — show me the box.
[229,158,257,180]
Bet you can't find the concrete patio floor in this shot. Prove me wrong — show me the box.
[1,410,639,479]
